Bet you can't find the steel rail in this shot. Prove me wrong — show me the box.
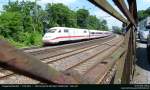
[44,36,118,63]
[82,39,124,84]
[63,37,124,73]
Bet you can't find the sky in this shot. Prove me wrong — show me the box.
[0,0,150,29]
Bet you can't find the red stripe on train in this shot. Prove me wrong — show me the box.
[48,34,109,41]
[50,35,89,40]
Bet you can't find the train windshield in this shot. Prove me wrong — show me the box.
[47,29,56,33]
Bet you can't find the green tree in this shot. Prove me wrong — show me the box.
[21,1,43,33]
[3,1,21,12]
[138,10,149,21]
[112,26,122,34]
[87,16,108,31]
[138,7,150,21]
[46,3,77,28]
[76,9,89,28]
[87,15,100,30]
[100,20,108,31]
[0,12,23,40]
[0,1,43,47]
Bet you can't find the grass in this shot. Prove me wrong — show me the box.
[0,32,43,48]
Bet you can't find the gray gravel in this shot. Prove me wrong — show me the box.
[0,74,39,84]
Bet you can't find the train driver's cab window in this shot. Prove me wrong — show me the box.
[64,29,69,33]
[47,29,56,33]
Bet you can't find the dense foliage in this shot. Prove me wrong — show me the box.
[0,1,108,48]
[112,26,122,35]
[138,7,150,21]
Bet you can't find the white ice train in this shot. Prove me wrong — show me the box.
[42,27,112,44]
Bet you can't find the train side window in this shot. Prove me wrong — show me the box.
[58,30,61,33]
[64,29,69,33]
[91,32,94,34]
[84,31,87,33]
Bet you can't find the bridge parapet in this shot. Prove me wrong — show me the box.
[89,0,137,84]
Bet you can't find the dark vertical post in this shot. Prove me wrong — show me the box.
[121,25,131,84]
[128,0,137,82]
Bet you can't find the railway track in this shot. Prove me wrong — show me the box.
[0,35,124,84]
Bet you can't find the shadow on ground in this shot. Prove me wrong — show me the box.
[136,41,150,71]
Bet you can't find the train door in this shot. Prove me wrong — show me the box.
[63,29,70,41]
[74,29,79,40]
[69,29,74,41]
[83,30,89,39]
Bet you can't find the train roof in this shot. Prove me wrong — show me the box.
[50,27,72,29]
[50,27,109,32]
[50,27,84,29]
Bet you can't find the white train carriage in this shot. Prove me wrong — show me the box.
[102,31,112,36]
[42,27,89,44]
[90,30,112,38]
[89,30,105,38]
[42,27,112,44]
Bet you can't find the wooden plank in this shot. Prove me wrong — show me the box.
[88,0,128,24]
[0,40,78,84]
[113,0,136,26]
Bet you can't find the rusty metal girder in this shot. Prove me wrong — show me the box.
[0,40,78,84]
[113,0,136,27]
[88,0,128,24]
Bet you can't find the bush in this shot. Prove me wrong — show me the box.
[0,32,43,48]
[8,39,26,48]
[27,32,42,46]
[0,35,26,48]
[17,32,42,46]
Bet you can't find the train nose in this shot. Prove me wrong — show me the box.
[42,34,55,43]
[43,35,51,40]
[44,36,49,38]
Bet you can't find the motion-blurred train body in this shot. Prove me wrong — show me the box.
[42,27,112,44]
